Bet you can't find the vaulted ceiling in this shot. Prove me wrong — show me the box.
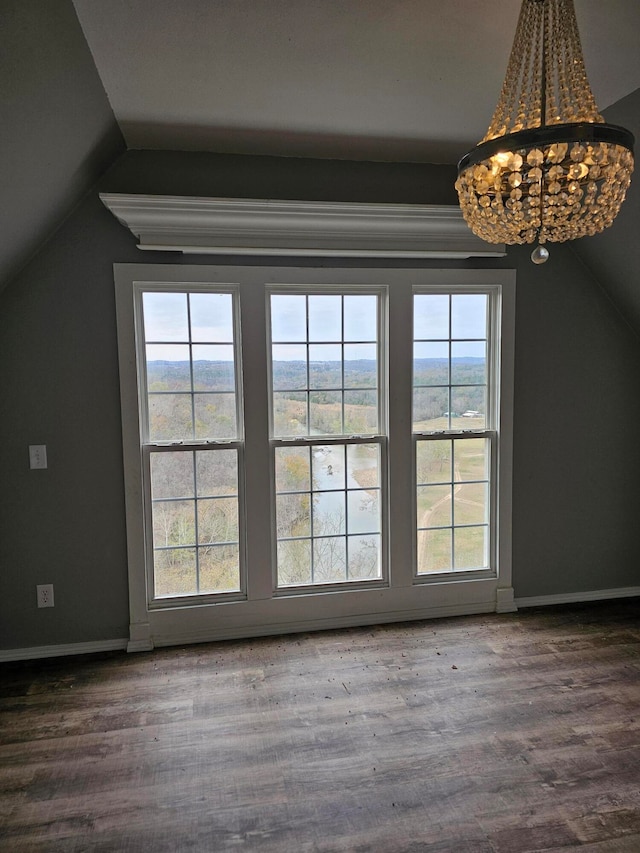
[73,0,640,164]
[3,0,640,326]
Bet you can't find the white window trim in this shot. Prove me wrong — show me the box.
[101,194,506,259]
[115,265,515,652]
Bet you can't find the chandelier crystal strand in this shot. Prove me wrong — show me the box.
[455,0,634,263]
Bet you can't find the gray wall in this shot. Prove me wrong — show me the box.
[1,150,639,650]
[0,0,124,292]
[570,87,640,333]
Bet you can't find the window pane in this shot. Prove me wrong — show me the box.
[197,497,238,544]
[348,534,381,580]
[414,294,449,340]
[143,292,189,341]
[412,292,488,433]
[190,293,233,342]
[313,491,346,536]
[312,445,345,491]
[344,295,377,341]
[154,548,197,597]
[152,500,195,548]
[309,345,342,388]
[454,483,488,525]
[413,387,449,429]
[451,341,486,386]
[149,394,193,441]
[151,452,194,499]
[344,344,377,387]
[417,484,452,527]
[416,433,491,577]
[413,342,449,386]
[271,294,306,342]
[417,528,451,573]
[313,537,346,582]
[146,345,191,391]
[148,446,242,599]
[192,345,235,391]
[272,345,307,390]
[454,439,489,482]
[452,294,487,339]
[275,446,310,492]
[276,493,311,538]
[278,539,312,586]
[199,544,240,593]
[194,393,237,439]
[273,392,307,436]
[143,289,240,447]
[310,391,342,435]
[416,439,452,485]
[451,387,486,427]
[309,295,341,341]
[347,443,379,489]
[347,489,380,534]
[196,449,238,497]
[344,390,377,434]
[454,526,488,569]
[276,439,384,587]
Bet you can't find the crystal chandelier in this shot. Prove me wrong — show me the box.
[455,0,634,264]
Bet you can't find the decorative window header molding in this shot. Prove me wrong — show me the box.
[99,194,505,259]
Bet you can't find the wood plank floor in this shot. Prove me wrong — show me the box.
[1,600,640,852]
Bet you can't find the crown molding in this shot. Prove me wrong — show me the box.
[99,194,505,258]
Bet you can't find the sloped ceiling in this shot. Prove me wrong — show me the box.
[2,0,640,319]
[0,0,124,291]
[72,0,640,164]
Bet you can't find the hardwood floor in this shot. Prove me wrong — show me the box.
[1,599,640,852]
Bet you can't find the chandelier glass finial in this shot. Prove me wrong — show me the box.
[455,0,634,262]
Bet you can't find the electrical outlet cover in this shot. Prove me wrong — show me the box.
[36,584,54,608]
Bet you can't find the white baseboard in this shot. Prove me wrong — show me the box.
[0,638,128,663]
[4,588,636,661]
[515,586,640,610]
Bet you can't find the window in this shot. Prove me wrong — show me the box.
[115,265,514,651]
[137,287,244,603]
[413,291,496,576]
[268,290,385,588]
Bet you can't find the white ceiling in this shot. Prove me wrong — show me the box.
[72,0,640,165]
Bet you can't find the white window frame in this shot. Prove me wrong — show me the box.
[266,285,389,593]
[134,283,247,608]
[115,265,515,652]
[412,285,502,581]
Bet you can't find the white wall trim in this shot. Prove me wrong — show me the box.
[127,622,154,653]
[496,586,517,613]
[100,194,505,258]
[0,638,128,663]
[515,586,640,609]
[150,600,498,648]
